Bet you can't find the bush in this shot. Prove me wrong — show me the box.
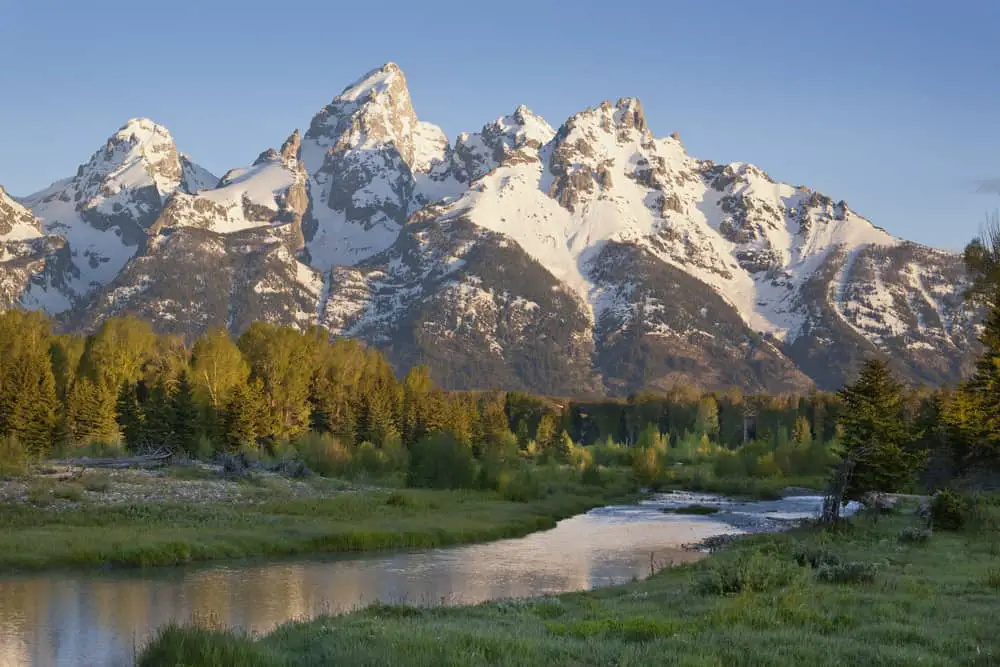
[276,458,311,478]
[0,434,29,478]
[407,431,476,490]
[295,433,352,477]
[385,491,414,508]
[898,527,932,544]
[631,447,661,486]
[792,546,841,569]
[581,464,604,487]
[52,483,84,502]
[588,439,632,467]
[218,452,250,479]
[80,471,112,493]
[695,550,799,595]
[500,466,545,502]
[930,489,969,531]
[569,445,593,471]
[815,560,879,584]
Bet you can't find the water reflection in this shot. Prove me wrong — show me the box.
[0,498,783,667]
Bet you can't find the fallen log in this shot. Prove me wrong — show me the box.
[51,449,173,470]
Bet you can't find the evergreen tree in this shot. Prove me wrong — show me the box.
[0,311,58,456]
[401,366,434,446]
[116,383,145,451]
[942,292,1000,469]
[171,372,200,455]
[141,382,175,449]
[67,378,118,445]
[221,379,267,452]
[836,359,925,500]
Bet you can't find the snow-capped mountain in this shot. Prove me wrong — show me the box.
[0,186,70,311]
[20,118,216,307]
[4,63,980,393]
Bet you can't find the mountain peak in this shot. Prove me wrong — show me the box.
[87,117,182,192]
[0,184,44,240]
[614,97,647,132]
[336,62,407,105]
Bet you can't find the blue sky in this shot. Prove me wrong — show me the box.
[1,0,997,250]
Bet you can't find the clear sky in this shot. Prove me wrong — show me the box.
[2,0,997,250]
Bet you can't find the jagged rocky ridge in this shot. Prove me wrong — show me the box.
[0,63,979,393]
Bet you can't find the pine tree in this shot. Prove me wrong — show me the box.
[0,311,58,457]
[221,379,267,452]
[67,378,118,445]
[141,382,175,449]
[943,292,1000,468]
[116,383,145,452]
[171,372,200,455]
[835,359,925,501]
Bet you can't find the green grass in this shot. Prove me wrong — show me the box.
[658,463,827,500]
[0,472,636,571]
[138,500,1000,666]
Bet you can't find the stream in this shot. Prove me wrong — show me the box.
[0,492,852,666]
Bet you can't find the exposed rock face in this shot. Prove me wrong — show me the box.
[73,226,322,339]
[320,217,602,395]
[0,187,72,311]
[6,62,981,393]
[20,119,217,308]
[300,63,465,271]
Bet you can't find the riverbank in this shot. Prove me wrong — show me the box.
[0,465,636,571]
[139,496,1000,666]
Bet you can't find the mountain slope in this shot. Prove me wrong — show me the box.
[300,63,466,271]
[0,186,70,311]
[6,63,979,393]
[21,118,217,308]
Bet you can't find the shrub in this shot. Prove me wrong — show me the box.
[296,433,352,477]
[52,483,84,502]
[407,431,476,490]
[385,491,414,508]
[569,445,593,471]
[696,550,799,595]
[194,435,216,461]
[930,489,969,531]
[588,439,632,467]
[0,434,29,478]
[218,452,250,479]
[276,458,311,478]
[581,464,604,487]
[631,447,661,486]
[898,527,932,544]
[815,561,879,584]
[500,466,544,502]
[80,471,112,493]
[792,546,841,569]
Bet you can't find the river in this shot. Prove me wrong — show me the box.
[0,492,847,666]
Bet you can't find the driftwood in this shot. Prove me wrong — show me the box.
[52,448,173,470]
